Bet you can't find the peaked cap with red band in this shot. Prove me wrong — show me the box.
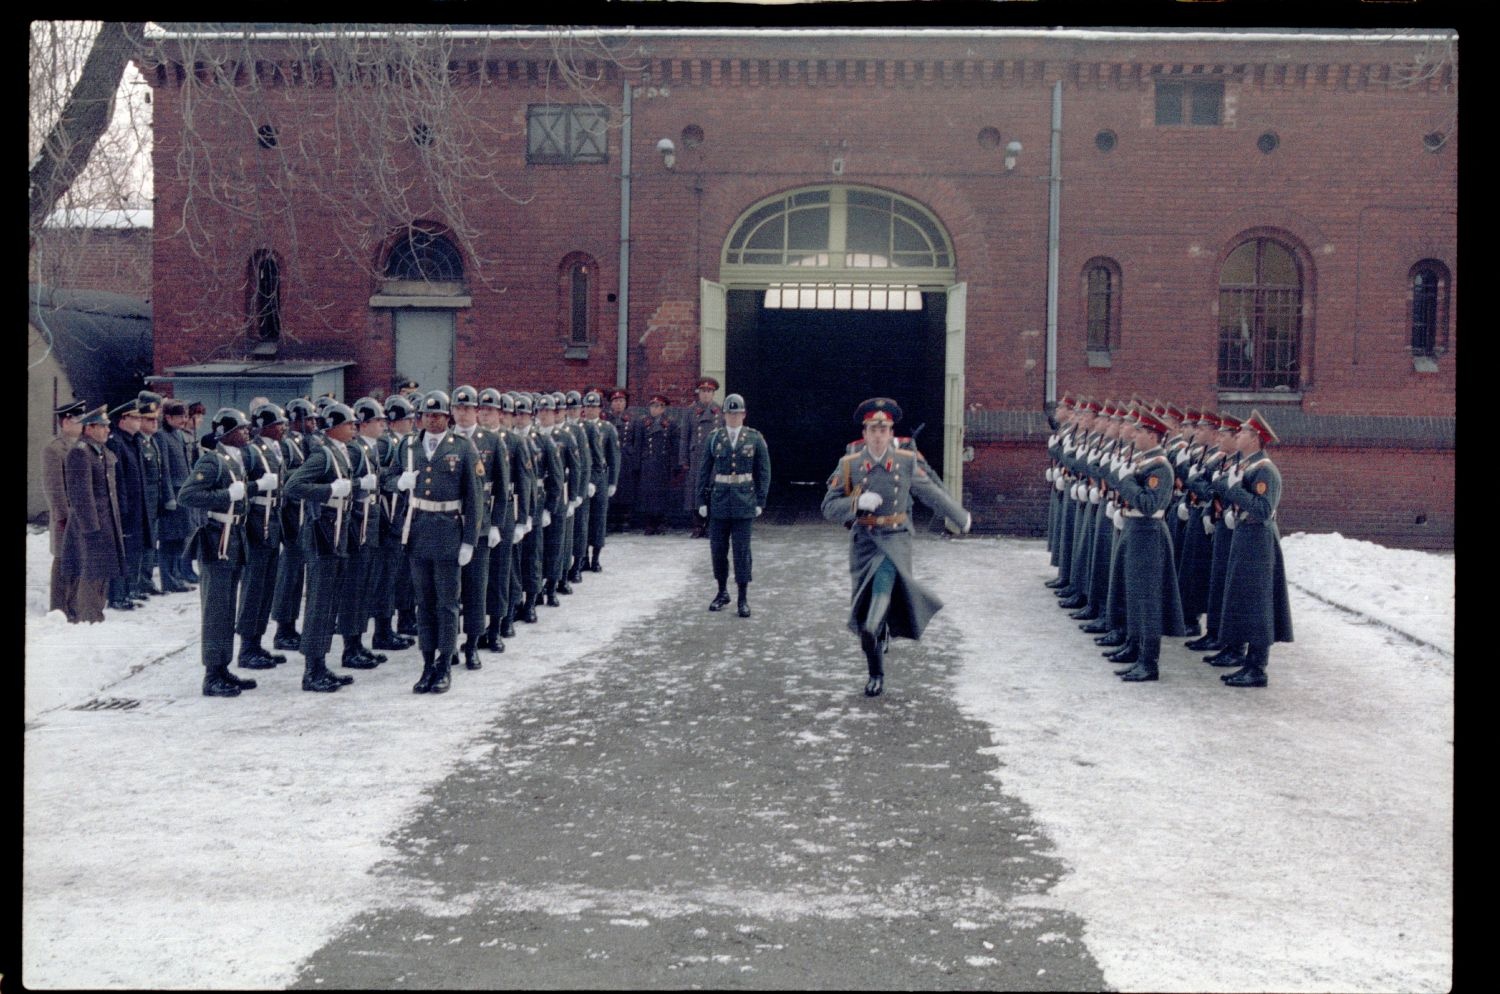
[1242,409,1280,445]
[855,397,903,426]
[1217,413,1243,432]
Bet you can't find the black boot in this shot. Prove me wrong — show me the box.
[860,630,885,697]
[1185,633,1221,652]
[396,610,419,637]
[237,639,281,670]
[557,576,574,595]
[500,608,517,638]
[464,643,482,670]
[543,580,560,607]
[1105,639,1139,663]
[568,562,583,584]
[483,621,505,653]
[1069,607,1098,621]
[1094,629,1127,648]
[428,653,453,694]
[737,583,751,618]
[1223,645,1269,687]
[273,623,302,651]
[302,657,342,692]
[413,651,436,694]
[202,666,242,697]
[708,586,730,612]
[1181,621,1202,638]
[221,667,258,690]
[1044,576,1066,588]
[1057,594,1087,609]
[372,617,415,651]
[1117,639,1161,682]
[341,641,381,669]
[520,594,538,623]
[1081,619,1112,634]
[1205,645,1247,667]
[589,550,602,572]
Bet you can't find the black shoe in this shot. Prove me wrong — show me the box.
[589,553,602,572]
[1105,643,1139,663]
[1182,622,1202,638]
[161,577,192,594]
[396,612,419,637]
[428,655,453,694]
[568,565,583,584]
[143,583,166,597]
[273,628,302,651]
[1205,648,1246,667]
[484,627,505,653]
[108,599,136,611]
[202,671,241,697]
[1053,586,1077,599]
[1068,608,1098,621]
[302,660,342,692]
[341,652,380,670]
[475,632,492,650]
[238,650,279,670]
[1094,631,1127,647]
[737,598,751,618]
[1044,577,1066,588]
[544,590,560,607]
[521,597,539,623]
[464,646,482,670]
[1058,595,1087,610]
[413,657,436,694]
[500,616,517,638]
[1117,662,1160,682]
[1080,620,1111,634]
[1223,666,1267,688]
[557,579,573,595]
[864,675,884,697]
[1185,634,1221,652]
[222,669,258,690]
[372,626,415,651]
[708,590,731,612]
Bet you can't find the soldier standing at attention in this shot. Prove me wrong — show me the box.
[821,398,972,697]
[333,398,390,672]
[604,389,635,532]
[1210,410,1294,688]
[59,404,126,624]
[636,393,678,535]
[478,389,532,651]
[270,398,315,651]
[282,402,360,693]
[681,377,723,538]
[388,390,483,694]
[134,394,166,596]
[234,403,289,670]
[177,408,264,697]
[581,390,620,571]
[156,400,197,593]
[696,393,771,619]
[43,399,87,621]
[563,390,598,585]
[105,400,148,610]
[450,385,508,670]
[370,394,418,652]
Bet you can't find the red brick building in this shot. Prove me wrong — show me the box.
[143,27,1457,548]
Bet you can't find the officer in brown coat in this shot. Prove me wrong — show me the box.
[43,399,87,621]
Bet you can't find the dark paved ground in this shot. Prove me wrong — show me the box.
[292,524,1106,990]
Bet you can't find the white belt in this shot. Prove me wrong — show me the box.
[323,496,350,511]
[248,495,274,507]
[715,473,753,484]
[208,510,244,524]
[1121,509,1166,519]
[412,497,461,513]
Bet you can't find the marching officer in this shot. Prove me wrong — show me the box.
[234,402,289,669]
[387,390,483,694]
[177,408,264,697]
[582,390,620,571]
[334,398,390,670]
[1210,410,1294,687]
[604,388,635,532]
[58,404,126,624]
[695,392,771,618]
[43,399,87,621]
[681,376,723,537]
[821,398,971,697]
[282,401,361,693]
[451,384,509,669]
[636,392,678,535]
[270,397,315,651]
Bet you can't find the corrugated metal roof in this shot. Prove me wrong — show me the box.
[160,360,356,376]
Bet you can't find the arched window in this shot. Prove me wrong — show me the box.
[559,252,598,358]
[1217,237,1305,392]
[249,250,281,341]
[1409,260,1450,358]
[1082,258,1122,355]
[384,229,464,282]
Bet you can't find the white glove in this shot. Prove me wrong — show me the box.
[458,543,474,566]
[329,478,352,498]
[1227,469,1244,489]
[1054,475,1065,492]
[698,504,708,517]
[1113,510,1125,532]
[542,510,552,528]
[754,506,763,517]
[856,491,883,511]
[961,510,973,534]
[1116,464,1129,482]
[227,481,246,501]
[587,483,597,498]
[1204,513,1216,535]
[1088,485,1100,504]
[164,499,178,511]
[512,523,527,544]
[397,470,418,492]
[1177,501,1190,521]
[1045,467,1055,483]
[1224,508,1238,530]
[488,525,502,548]
[256,472,279,493]
[608,485,617,497]
[359,473,378,491]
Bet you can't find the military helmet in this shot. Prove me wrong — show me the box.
[565,389,583,408]
[210,407,251,435]
[478,387,504,410]
[384,394,416,421]
[724,393,746,414]
[322,402,356,429]
[550,391,567,409]
[452,384,480,407]
[251,402,287,428]
[352,397,386,424]
[285,397,315,420]
[513,393,534,415]
[536,393,556,412]
[421,390,452,416]
[498,392,517,413]
[583,390,603,407]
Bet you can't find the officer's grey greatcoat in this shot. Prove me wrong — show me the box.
[1112,446,1188,641]
[821,446,967,641]
[635,414,678,523]
[1213,450,1294,647]
[680,399,723,511]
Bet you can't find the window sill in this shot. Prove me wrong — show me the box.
[1412,355,1440,374]
[1216,390,1303,403]
[1086,350,1113,369]
[369,294,472,309]
[564,345,591,360]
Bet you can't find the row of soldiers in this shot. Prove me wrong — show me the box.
[1044,396,1294,687]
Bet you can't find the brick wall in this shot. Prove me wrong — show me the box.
[29,228,151,299]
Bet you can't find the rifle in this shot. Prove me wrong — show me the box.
[401,439,416,545]
[219,452,236,560]
[331,445,346,550]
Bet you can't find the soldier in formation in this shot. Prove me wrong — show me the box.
[680,377,724,538]
[696,392,771,618]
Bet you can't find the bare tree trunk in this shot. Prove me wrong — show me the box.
[29,21,145,231]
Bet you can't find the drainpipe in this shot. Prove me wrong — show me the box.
[1045,80,1062,408]
[616,80,633,390]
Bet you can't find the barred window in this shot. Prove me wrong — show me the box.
[384,229,464,282]
[249,250,281,340]
[1083,259,1121,353]
[1409,260,1450,357]
[1218,238,1304,392]
[527,105,609,164]
[1155,79,1223,127]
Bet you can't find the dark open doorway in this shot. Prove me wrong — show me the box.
[725,288,947,513]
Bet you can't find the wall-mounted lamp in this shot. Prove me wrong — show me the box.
[656,137,676,170]
[1004,140,1023,172]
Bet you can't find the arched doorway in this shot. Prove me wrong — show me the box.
[702,185,965,508]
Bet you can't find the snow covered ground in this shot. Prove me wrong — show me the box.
[22,526,1452,990]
